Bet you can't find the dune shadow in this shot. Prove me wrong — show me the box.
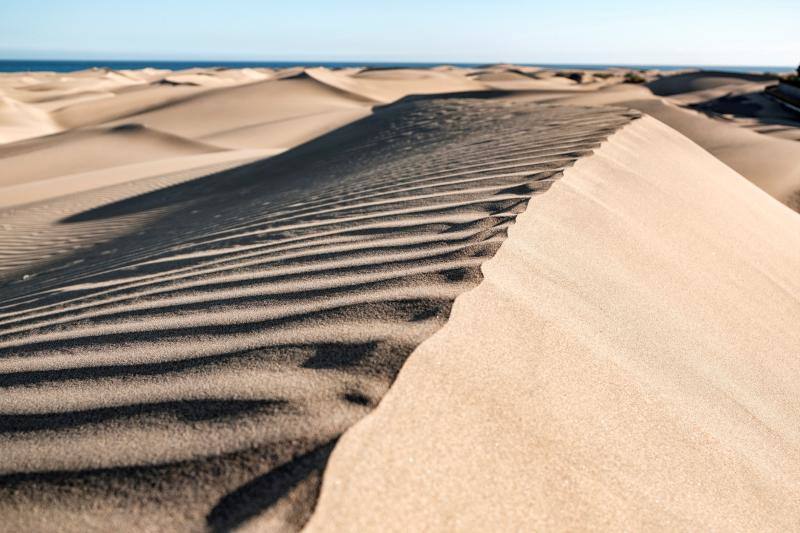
[61,91,509,225]
[687,91,800,134]
[302,341,377,369]
[0,97,640,530]
[0,398,290,434]
[206,440,337,533]
[645,70,777,97]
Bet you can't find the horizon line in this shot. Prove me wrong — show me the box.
[0,57,795,69]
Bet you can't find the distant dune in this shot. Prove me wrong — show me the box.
[0,65,798,531]
[521,72,800,209]
[0,123,223,187]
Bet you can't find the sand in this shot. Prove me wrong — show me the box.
[514,72,800,210]
[0,124,224,187]
[307,115,800,531]
[3,68,797,202]
[0,95,636,530]
[0,65,798,531]
[0,65,490,209]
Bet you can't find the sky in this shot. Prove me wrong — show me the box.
[0,0,797,66]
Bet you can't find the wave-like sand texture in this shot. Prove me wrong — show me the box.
[0,99,637,531]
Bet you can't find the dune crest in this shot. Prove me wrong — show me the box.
[0,96,60,144]
[525,72,800,211]
[1,64,798,531]
[0,98,637,531]
[306,115,800,532]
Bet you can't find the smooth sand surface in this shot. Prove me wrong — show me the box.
[0,65,517,210]
[519,72,800,210]
[305,67,488,103]
[0,124,223,187]
[0,149,273,209]
[98,76,374,148]
[0,65,798,531]
[307,115,800,531]
[644,70,776,96]
[0,95,61,143]
[670,83,800,142]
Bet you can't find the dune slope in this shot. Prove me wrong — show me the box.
[645,70,776,96]
[0,96,60,144]
[0,148,272,210]
[307,116,800,531]
[0,99,637,531]
[99,76,375,149]
[535,84,800,210]
[0,123,224,187]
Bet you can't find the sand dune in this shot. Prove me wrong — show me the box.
[0,65,798,531]
[0,96,60,143]
[671,83,800,142]
[307,115,800,532]
[523,75,800,210]
[0,98,636,531]
[51,84,212,129]
[99,76,375,149]
[0,149,272,209]
[197,108,372,151]
[613,98,800,207]
[0,65,521,210]
[1,69,144,103]
[306,67,488,103]
[0,123,223,187]
[0,67,276,142]
[162,67,271,87]
[469,65,627,92]
[645,70,777,96]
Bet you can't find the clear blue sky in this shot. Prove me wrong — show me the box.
[0,0,797,66]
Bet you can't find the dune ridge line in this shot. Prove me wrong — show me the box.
[305,114,800,532]
[0,98,638,531]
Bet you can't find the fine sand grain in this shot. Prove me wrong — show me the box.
[521,73,800,211]
[306,115,800,531]
[0,65,798,532]
[0,98,636,531]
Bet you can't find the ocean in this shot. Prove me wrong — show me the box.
[0,59,793,74]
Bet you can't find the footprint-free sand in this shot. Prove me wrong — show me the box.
[0,65,798,531]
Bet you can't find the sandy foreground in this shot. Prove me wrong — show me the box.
[0,65,798,531]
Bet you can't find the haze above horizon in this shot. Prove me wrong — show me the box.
[1,0,797,66]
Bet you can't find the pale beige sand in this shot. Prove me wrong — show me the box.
[0,65,798,531]
[98,76,374,148]
[162,67,270,87]
[644,70,800,142]
[0,68,490,217]
[0,67,295,143]
[307,115,800,531]
[0,69,144,103]
[305,67,488,103]
[0,66,491,209]
[0,95,60,143]
[51,84,212,129]
[523,73,800,210]
[669,83,800,142]
[645,70,777,96]
[0,123,223,187]
[0,98,636,531]
[614,98,800,206]
[2,65,621,214]
[0,149,272,209]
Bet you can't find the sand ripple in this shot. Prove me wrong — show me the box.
[0,98,637,531]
